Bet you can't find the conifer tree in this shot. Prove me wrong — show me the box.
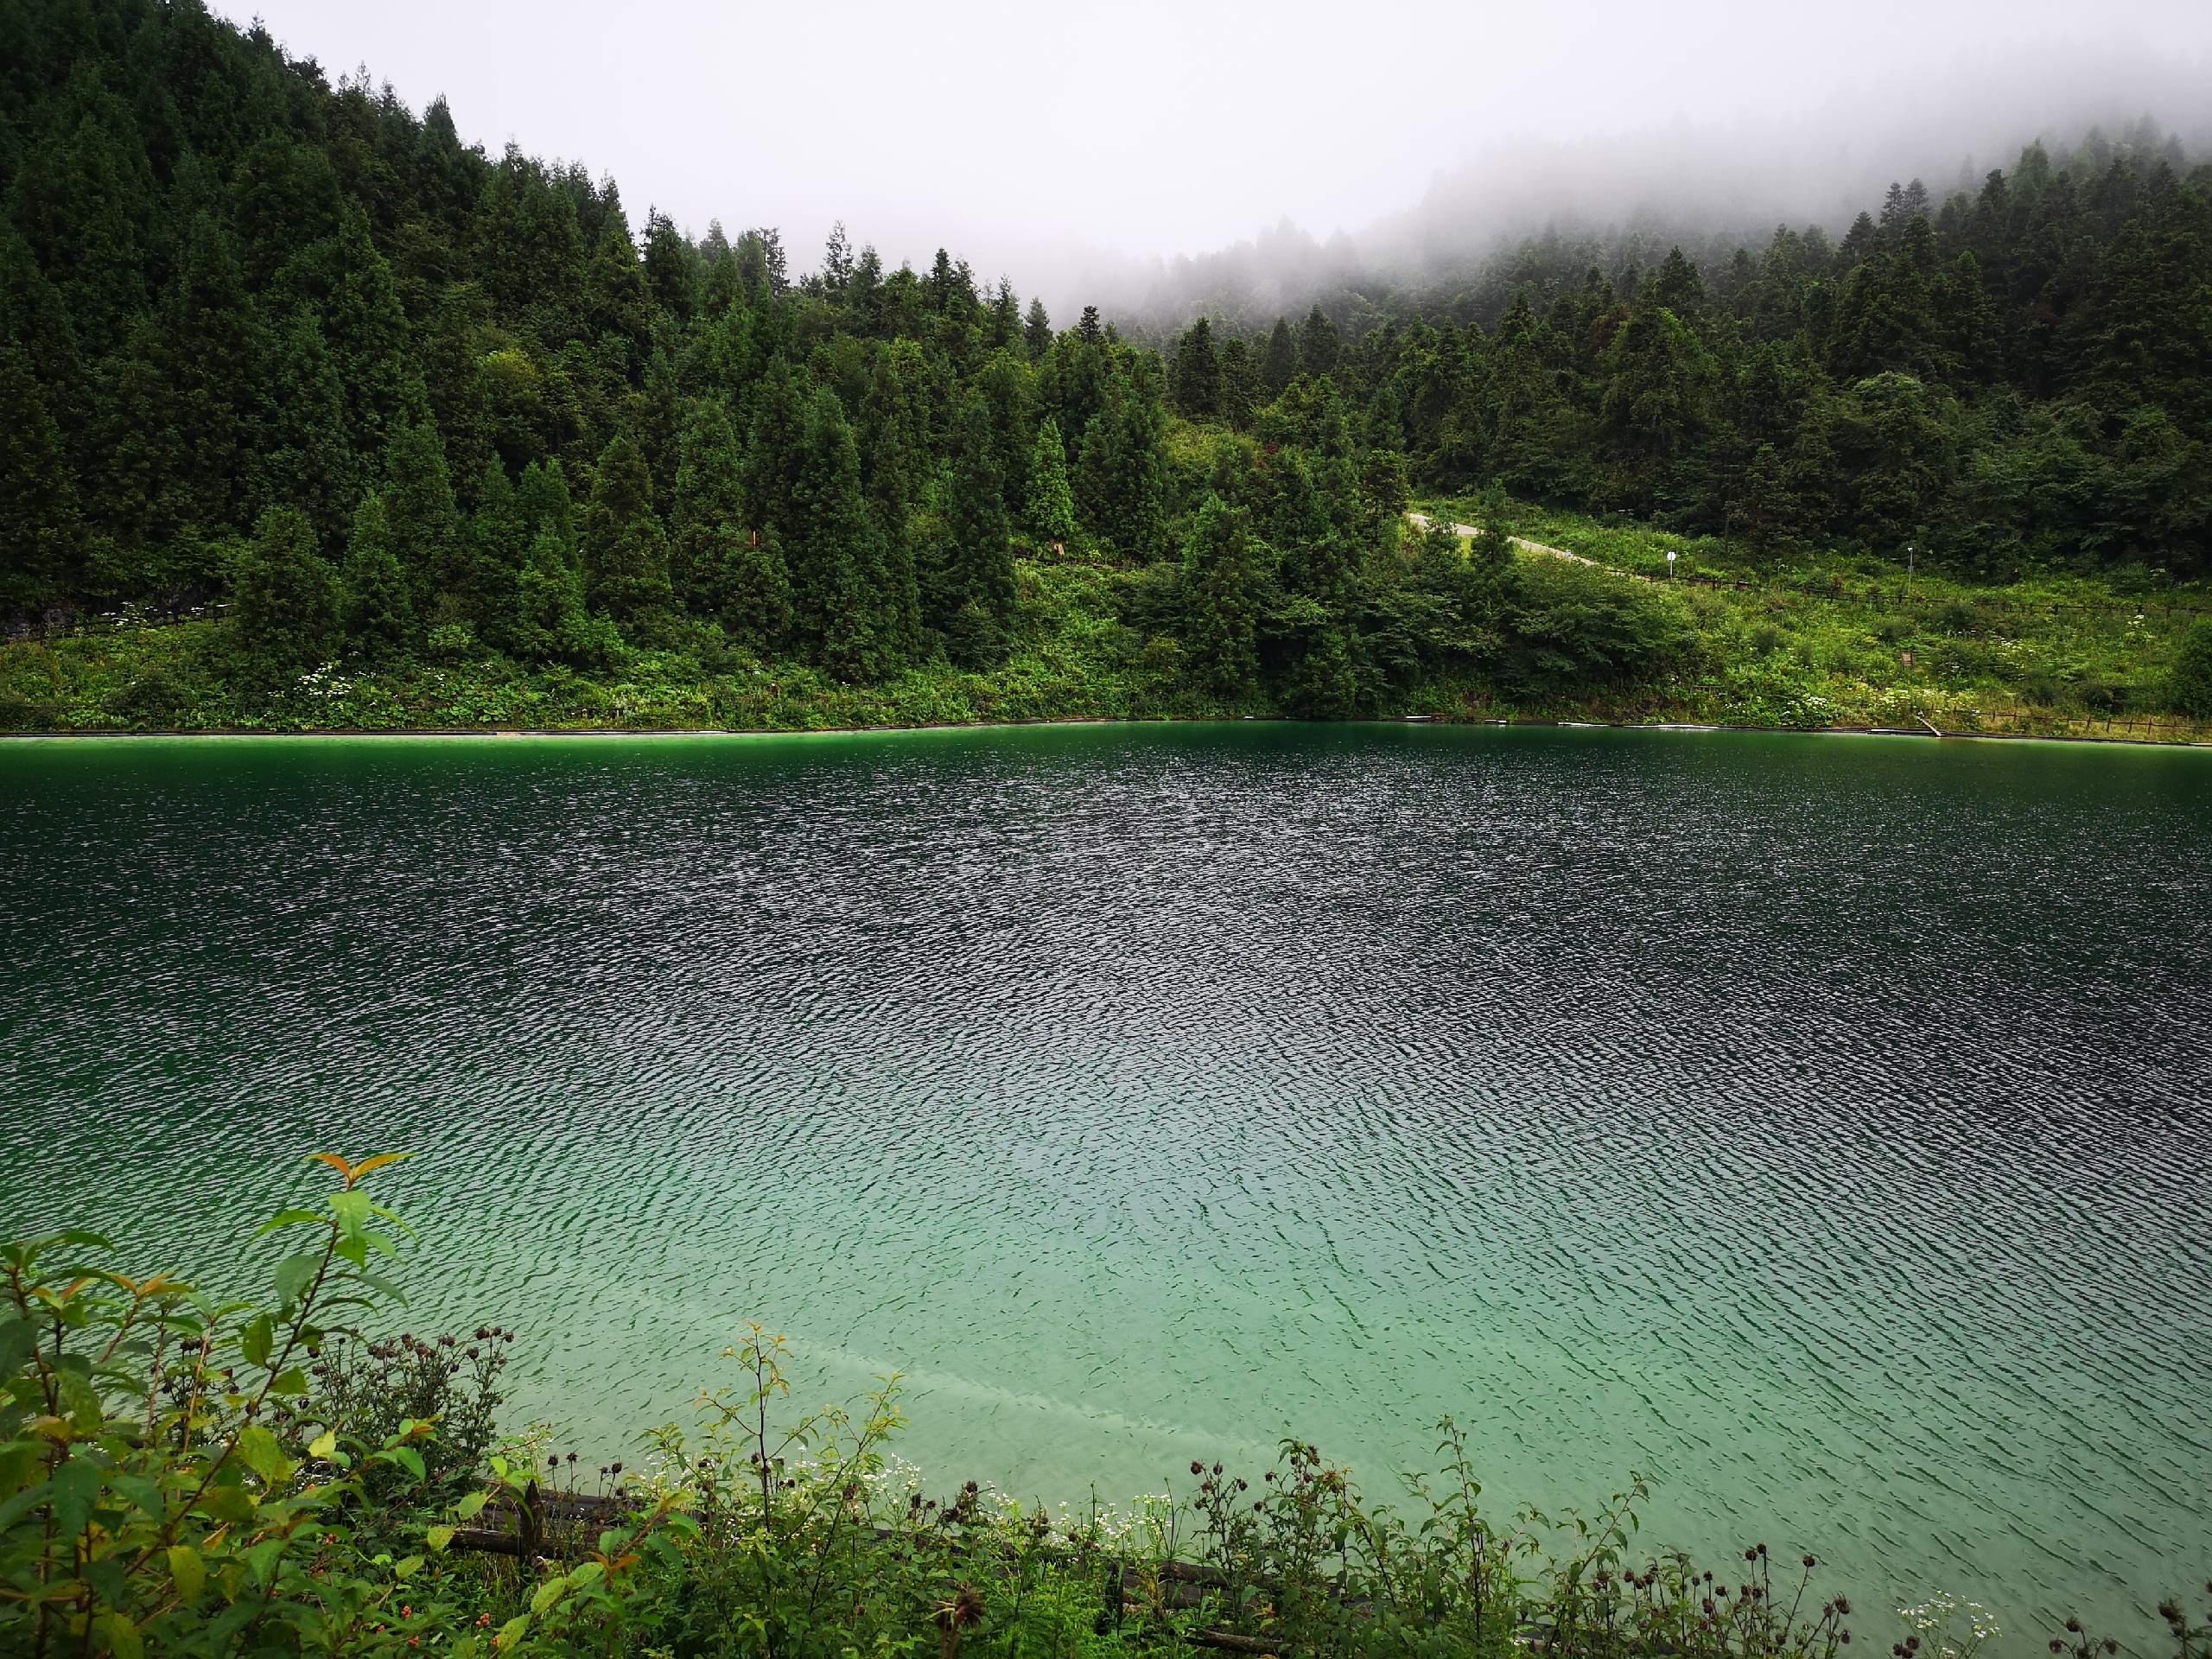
[1023,298,1052,360]
[1218,338,1260,429]
[1296,304,1339,378]
[251,307,353,548]
[1182,495,1258,698]
[382,421,461,612]
[341,492,415,657]
[512,531,620,668]
[582,435,674,626]
[0,347,81,607]
[673,399,791,649]
[1173,317,1222,416]
[1261,318,1298,396]
[931,391,1014,655]
[1075,372,1168,560]
[467,461,530,648]
[516,460,579,566]
[1027,417,1077,543]
[234,505,340,672]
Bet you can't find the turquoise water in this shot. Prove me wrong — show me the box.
[3,725,2208,1640]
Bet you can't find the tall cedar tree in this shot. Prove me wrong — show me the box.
[1182,495,1258,696]
[341,492,414,656]
[582,435,675,625]
[673,400,792,649]
[234,505,340,673]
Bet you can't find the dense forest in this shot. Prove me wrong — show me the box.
[1,0,2208,721]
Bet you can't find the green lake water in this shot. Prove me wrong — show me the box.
[2,724,2208,1639]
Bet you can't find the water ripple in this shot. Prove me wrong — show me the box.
[1,725,2208,1637]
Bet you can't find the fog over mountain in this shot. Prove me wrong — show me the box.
[226,0,2211,331]
[1093,42,2212,335]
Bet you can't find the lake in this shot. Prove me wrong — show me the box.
[3,723,2207,1639]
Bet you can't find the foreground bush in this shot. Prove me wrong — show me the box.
[4,1154,2206,1659]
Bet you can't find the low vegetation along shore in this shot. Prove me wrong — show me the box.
[4,1154,2208,1659]
[7,501,2210,741]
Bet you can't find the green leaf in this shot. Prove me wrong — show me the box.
[0,1317,34,1374]
[372,1444,426,1482]
[238,1313,274,1371]
[234,1425,292,1485]
[96,1611,142,1659]
[495,1615,530,1651]
[456,1491,487,1520]
[0,1441,41,1497]
[197,1484,257,1523]
[168,1544,205,1605]
[426,1525,455,1552]
[244,1535,286,1586]
[530,1573,569,1614]
[272,1253,321,1310]
[0,1478,55,1535]
[106,1473,163,1522]
[270,1368,308,1397]
[57,1367,103,1432]
[328,1191,372,1241]
[52,1457,99,1540]
[568,1560,605,1589]
[308,1430,338,1462]
[395,1553,424,1579]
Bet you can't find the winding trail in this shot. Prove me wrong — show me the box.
[1403,512,1602,569]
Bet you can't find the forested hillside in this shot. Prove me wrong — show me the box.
[2,0,2209,730]
[1163,149,2212,580]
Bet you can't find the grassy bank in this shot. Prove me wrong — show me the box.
[6,1152,2205,1659]
[4,504,2209,741]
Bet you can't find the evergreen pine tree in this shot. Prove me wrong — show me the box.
[1173,317,1221,416]
[512,531,621,668]
[1262,317,1298,395]
[1296,304,1339,378]
[1023,298,1052,359]
[673,399,792,649]
[234,505,340,673]
[1218,338,1260,429]
[930,391,1014,661]
[0,347,82,607]
[1075,371,1168,560]
[382,421,461,613]
[516,460,579,566]
[1182,495,1258,698]
[582,435,675,626]
[468,460,530,649]
[341,492,415,657]
[251,307,354,548]
[1027,417,1077,543]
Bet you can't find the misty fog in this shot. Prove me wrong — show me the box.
[223,0,2211,330]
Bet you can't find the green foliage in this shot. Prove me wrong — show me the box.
[2168,618,2212,716]
[0,1153,443,1658]
[342,493,416,658]
[582,435,675,627]
[234,506,341,674]
[1027,418,1078,544]
[1182,496,1259,697]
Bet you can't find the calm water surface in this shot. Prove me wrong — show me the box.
[3,725,2208,1637]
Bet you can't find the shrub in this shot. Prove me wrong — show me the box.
[2168,618,2212,718]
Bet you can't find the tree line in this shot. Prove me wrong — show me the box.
[1164,146,2211,581]
[1,0,2203,716]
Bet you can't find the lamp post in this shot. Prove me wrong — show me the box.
[1666,550,1677,579]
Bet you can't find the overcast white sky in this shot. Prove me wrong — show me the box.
[227,0,2212,306]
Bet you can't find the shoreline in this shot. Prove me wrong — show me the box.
[4,715,2209,747]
